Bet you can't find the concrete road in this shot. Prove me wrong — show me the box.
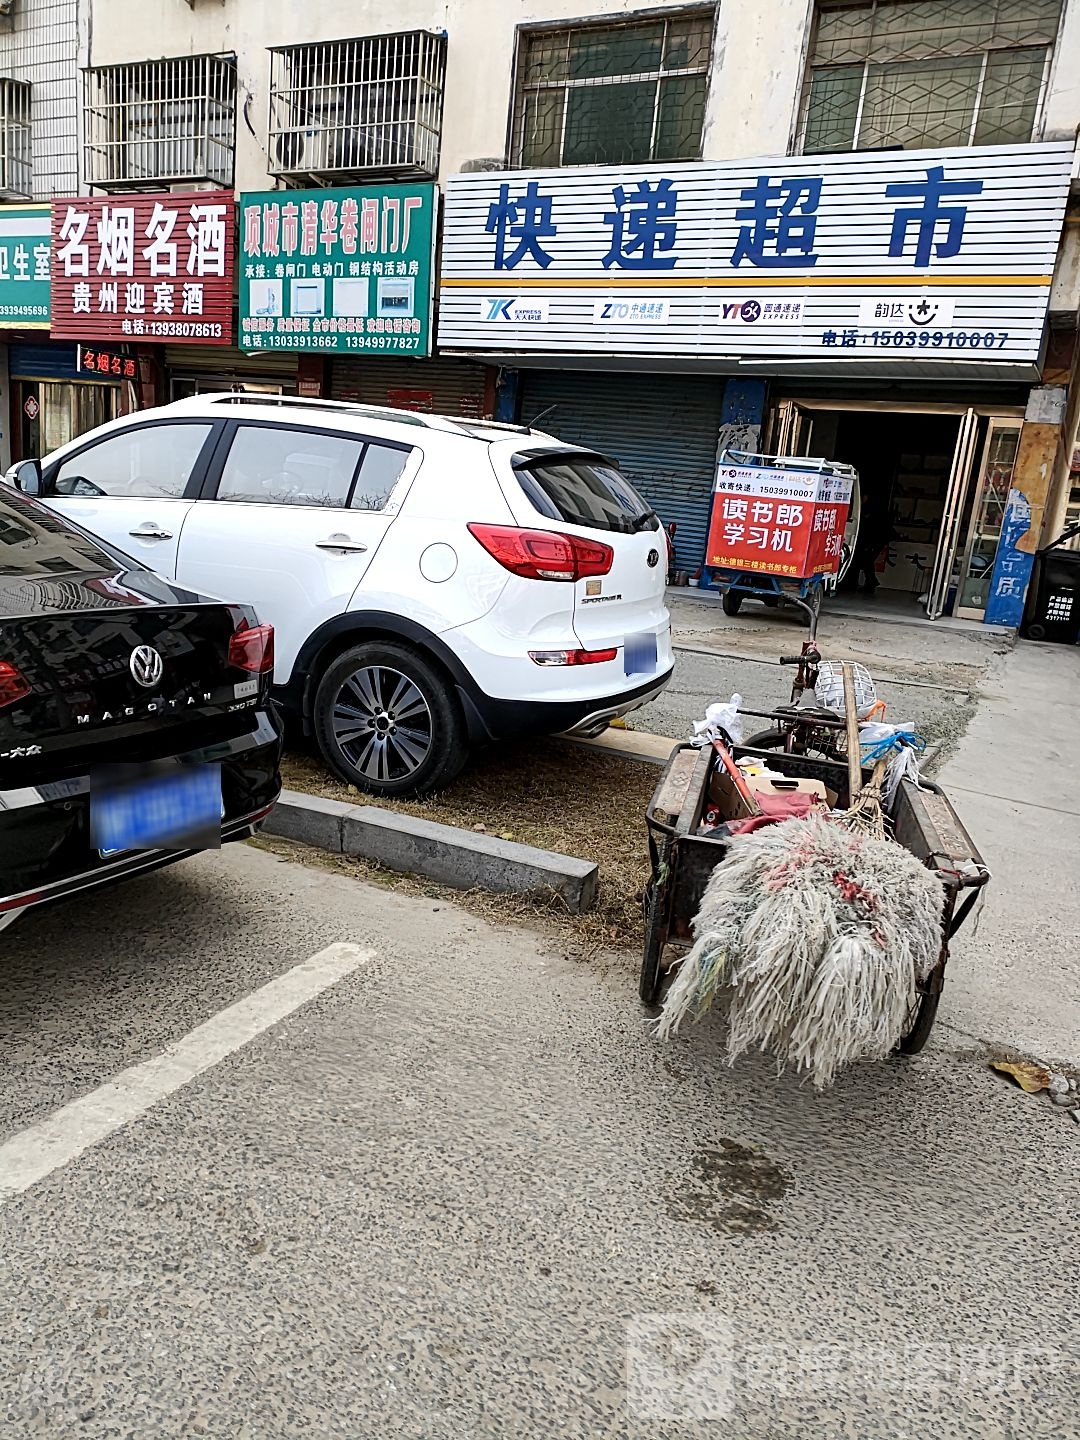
[631,590,999,753]
[634,646,979,755]
[2,805,1077,1438]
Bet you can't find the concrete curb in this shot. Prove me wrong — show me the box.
[264,788,599,913]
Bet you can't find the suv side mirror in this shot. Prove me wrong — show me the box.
[8,459,42,496]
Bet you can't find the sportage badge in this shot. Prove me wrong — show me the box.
[129,644,164,689]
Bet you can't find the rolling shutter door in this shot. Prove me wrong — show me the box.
[517,371,723,570]
[330,355,492,417]
[165,344,299,385]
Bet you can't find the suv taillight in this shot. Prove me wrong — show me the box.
[467,524,613,582]
[0,661,31,708]
[229,621,275,674]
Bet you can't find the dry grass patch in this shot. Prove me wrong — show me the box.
[278,738,660,955]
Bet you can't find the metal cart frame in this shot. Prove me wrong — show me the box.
[641,741,989,1053]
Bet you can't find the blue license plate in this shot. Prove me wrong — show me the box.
[92,765,222,857]
[624,631,657,677]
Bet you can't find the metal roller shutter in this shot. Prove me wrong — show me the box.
[330,355,492,417]
[518,370,723,570]
[165,345,299,382]
[9,342,80,380]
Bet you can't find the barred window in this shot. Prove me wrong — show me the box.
[510,8,714,169]
[801,0,1063,154]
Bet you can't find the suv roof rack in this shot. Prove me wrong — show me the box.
[167,392,557,442]
[190,393,434,427]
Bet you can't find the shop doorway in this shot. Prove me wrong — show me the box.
[16,379,119,461]
[770,400,1023,621]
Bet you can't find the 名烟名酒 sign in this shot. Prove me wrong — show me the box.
[49,193,235,345]
[707,463,853,579]
[239,185,436,356]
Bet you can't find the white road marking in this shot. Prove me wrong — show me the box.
[0,942,374,1206]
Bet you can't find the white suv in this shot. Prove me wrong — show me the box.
[14,394,673,796]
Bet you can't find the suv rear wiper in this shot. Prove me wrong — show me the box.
[632,509,658,532]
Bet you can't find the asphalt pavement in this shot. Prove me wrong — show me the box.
[2,716,1078,1440]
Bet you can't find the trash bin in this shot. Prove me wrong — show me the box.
[1021,523,1080,644]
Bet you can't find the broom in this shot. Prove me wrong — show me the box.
[657,665,945,1088]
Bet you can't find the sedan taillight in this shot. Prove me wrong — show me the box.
[467,523,614,582]
[229,621,275,674]
[0,660,31,708]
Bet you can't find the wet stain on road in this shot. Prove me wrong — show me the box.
[667,1139,791,1237]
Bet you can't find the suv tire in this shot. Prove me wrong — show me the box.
[313,641,468,798]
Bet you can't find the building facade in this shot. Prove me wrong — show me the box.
[0,0,1077,623]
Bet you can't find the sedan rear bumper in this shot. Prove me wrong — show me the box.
[0,712,282,922]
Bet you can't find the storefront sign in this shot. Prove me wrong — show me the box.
[76,344,137,380]
[984,489,1035,628]
[438,142,1073,369]
[706,463,853,578]
[0,204,50,328]
[238,185,436,357]
[49,193,235,345]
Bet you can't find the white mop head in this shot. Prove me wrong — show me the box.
[657,815,945,1088]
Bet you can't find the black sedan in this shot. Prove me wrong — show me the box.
[0,481,282,931]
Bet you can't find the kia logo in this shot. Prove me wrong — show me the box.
[130,644,164,689]
[647,548,660,568]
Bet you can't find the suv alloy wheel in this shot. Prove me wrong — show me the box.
[312,640,467,798]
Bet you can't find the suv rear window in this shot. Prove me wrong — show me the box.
[512,450,657,535]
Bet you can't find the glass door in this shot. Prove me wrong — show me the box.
[926,408,978,620]
[954,419,1022,620]
[768,400,814,458]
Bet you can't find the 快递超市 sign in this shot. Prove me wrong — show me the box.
[0,205,50,328]
[238,185,436,357]
[437,141,1073,367]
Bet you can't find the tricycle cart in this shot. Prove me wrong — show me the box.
[640,738,988,1053]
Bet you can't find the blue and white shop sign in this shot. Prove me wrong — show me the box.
[438,142,1073,368]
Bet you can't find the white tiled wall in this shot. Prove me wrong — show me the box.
[0,0,78,198]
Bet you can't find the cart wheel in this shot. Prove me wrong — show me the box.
[743,728,786,752]
[639,882,669,1006]
[897,977,942,1054]
[721,588,743,616]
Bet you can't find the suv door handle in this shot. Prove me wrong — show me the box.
[129,524,173,540]
[315,534,368,553]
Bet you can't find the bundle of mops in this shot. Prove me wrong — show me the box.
[656,811,945,1089]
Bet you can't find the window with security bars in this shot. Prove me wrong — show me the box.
[268,32,446,183]
[510,8,714,169]
[0,79,31,199]
[801,0,1063,154]
[83,55,236,189]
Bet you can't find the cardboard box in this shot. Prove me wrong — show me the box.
[709,766,836,820]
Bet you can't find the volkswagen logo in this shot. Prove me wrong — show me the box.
[130,644,164,689]
[647,548,660,568]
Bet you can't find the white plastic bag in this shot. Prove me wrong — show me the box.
[692,694,744,746]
